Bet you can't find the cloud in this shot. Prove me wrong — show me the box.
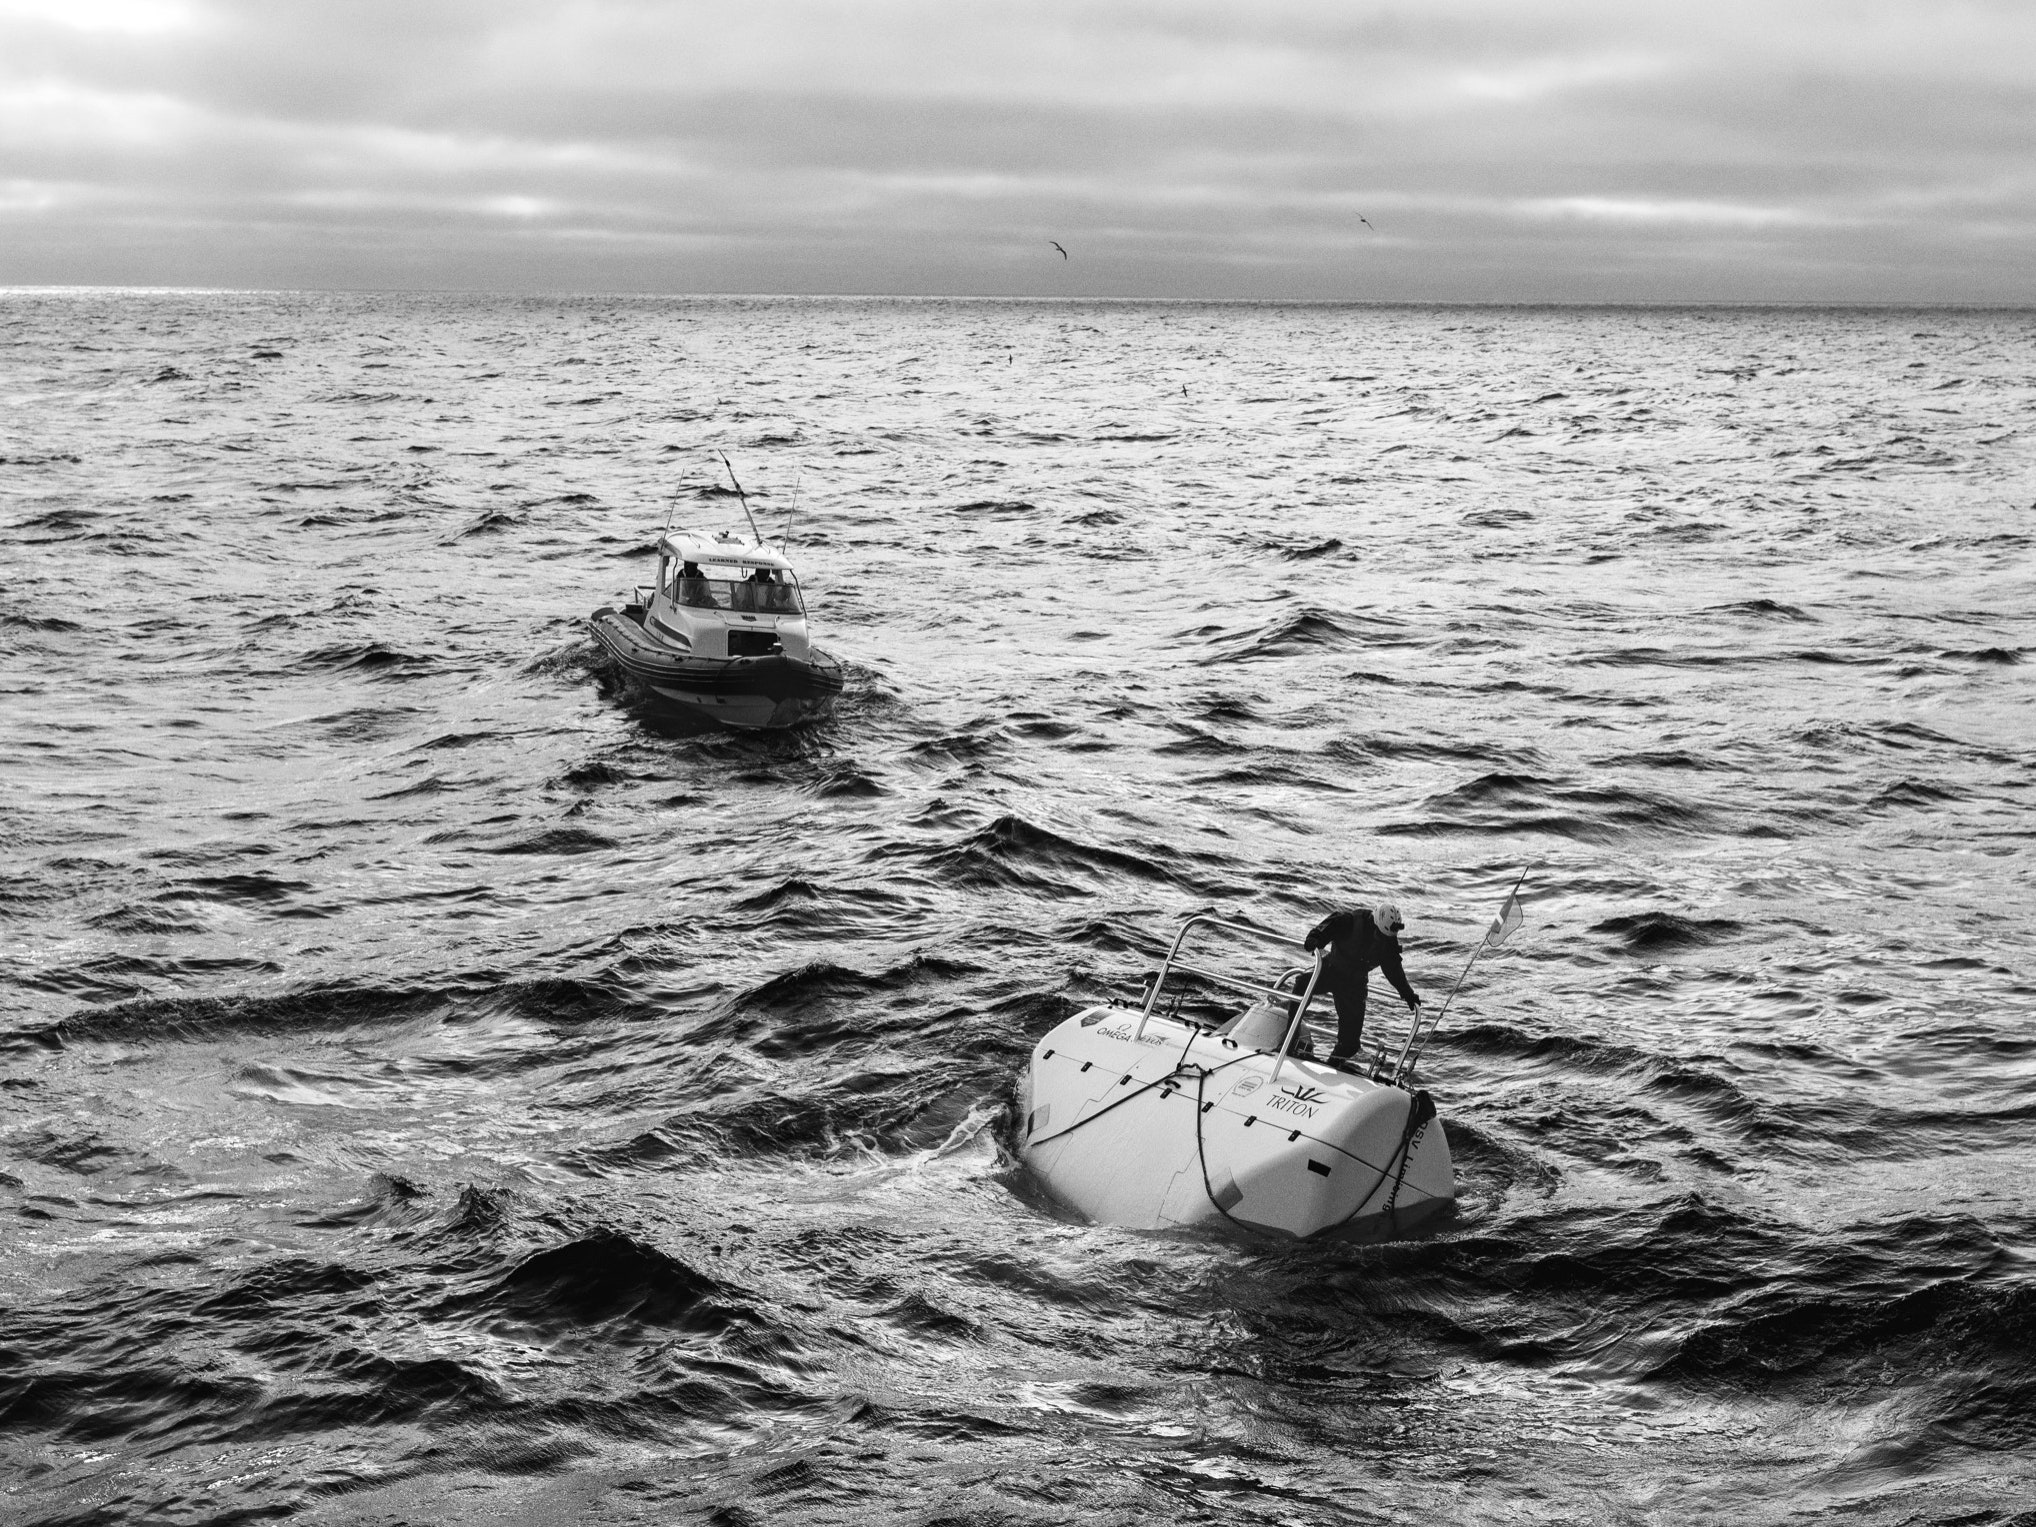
[1451,51,1669,105]
[0,0,199,36]
[1,0,2033,298]
[1513,197,1826,229]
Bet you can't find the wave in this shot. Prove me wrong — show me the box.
[418,730,496,751]
[1941,646,2022,664]
[874,1290,987,1342]
[1380,773,1712,841]
[449,508,523,538]
[1275,537,1345,560]
[21,984,444,1049]
[485,826,620,855]
[1576,645,1883,670]
[1590,747,1745,773]
[1155,724,1249,759]
[11,507,102,536]
[1184,761,1344,793]
[923,813,1198,895]
[1343,735,1537,766]
[1193,694,1260,722]
[1461,505,1535,528]
[1439,1118,1563,1199]
[907,730,1004,762]
[519,640,607,681]
[726,953,986,1020]
[807,764,891,798]
[295,642,435,678]
[1254,1195,1803,1372]
[1440,1022,1660,1073]
[7,1121,132,1174]
[83,904,210,935]
[1654,1213,2030,1391]
[1869,778,1965,809]
[295,1171,437,1231]
[1046,914,1157,957]
[17,974,639,1051]
[732,877,821,910]
[1639,1061,1788,1136]
[1437,1023,1794,1145]
[465,1230,751,1334]
[259,477,358,494]
[1010,716,1081,738]
[167,871,316,905]
[0,1208,786,1470]
[1590,912,1745,951]
[1788,718,2011,766]
[438,1180,515,1238]
[369,772,453,799]
[1705,598,1817,622]
[1202,608,1381,664]
[553,759,632,788]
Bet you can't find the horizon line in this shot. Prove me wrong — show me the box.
[4,284,2033,312]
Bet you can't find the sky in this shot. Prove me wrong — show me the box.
[2,0,2033,301]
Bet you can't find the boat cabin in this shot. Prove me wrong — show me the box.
[639,532,815,661]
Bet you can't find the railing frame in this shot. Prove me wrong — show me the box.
[1132,916,1329,1088]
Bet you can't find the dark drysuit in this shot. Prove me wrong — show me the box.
[1303,908,1418,1060]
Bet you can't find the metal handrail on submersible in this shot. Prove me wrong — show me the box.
[1131,915,1330,1088]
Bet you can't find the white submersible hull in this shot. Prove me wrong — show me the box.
[1018,916,1456,1240]
[1019,1006,1453,1239]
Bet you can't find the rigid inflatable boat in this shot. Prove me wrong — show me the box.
[589,530,843,731]
[1019,915,1454,1240]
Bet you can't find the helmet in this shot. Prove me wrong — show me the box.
[1373,901,1404,936]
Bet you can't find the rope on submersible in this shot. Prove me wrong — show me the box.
[1382,1089,1437,1216]
[1190,1063,1267,1234]
[1022,1049,1257,1152]
[1190,1071,1437,1238]
[1324,1087,1438,1238]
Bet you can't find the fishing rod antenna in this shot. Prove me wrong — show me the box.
[784,467,803,552]
[716,449,764,544]
[659,478,681,541]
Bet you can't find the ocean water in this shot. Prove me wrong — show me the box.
[2,291,2033,1525]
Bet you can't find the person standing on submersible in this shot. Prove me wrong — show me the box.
[1304,902,1421,1066]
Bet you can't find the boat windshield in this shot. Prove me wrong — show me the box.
[674,575,803,615]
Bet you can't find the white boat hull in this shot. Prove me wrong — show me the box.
[1019,1005,1454,1240]
[587,606,842,732]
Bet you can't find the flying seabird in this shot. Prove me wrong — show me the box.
[1050,241,1068,259]
[1357,216,1375,231]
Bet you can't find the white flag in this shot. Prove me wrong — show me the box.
[1484,888,1524,947]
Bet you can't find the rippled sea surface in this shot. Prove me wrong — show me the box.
[3,292,2034,1525]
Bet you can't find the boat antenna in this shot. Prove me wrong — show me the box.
[1390,866,1530,1083]
[716,449,764,544]
[783,467,803,551]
